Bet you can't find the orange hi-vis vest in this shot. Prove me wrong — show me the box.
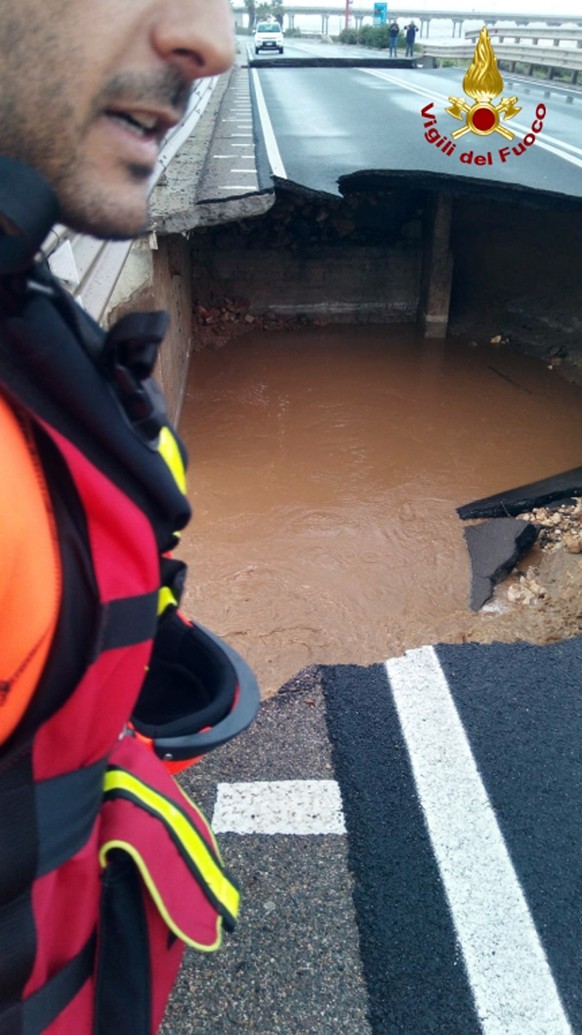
[0,163,250,1035]
[0,394,61,746]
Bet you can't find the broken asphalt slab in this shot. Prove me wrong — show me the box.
[462,518,539,610]
[457,467,582,520]
[248,57,415,69]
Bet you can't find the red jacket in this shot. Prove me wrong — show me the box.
[0,225,243,1033]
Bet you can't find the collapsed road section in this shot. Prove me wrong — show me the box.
[108,54,582,429]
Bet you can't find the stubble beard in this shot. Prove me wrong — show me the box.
[0,67,192,241]
[61,69,193,240]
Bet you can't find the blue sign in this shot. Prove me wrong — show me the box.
[373,2,387,26]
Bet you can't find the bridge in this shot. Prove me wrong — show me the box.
[232,6,582,38]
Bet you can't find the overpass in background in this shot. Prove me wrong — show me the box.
[232,6,582,37]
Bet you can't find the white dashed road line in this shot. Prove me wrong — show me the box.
[212,779,346,835]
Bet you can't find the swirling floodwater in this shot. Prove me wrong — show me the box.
[177,326,582,697]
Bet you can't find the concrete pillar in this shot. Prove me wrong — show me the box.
[419,192,453,340]
[152,235,193,425]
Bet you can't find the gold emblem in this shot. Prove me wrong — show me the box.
[445,27,521,141]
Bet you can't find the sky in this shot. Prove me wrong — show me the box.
[286,0,581,14]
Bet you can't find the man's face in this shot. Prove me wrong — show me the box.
[0,1,235,239]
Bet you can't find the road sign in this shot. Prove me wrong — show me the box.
[373,2,387,26]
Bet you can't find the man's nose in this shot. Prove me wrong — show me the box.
[151,0,235,81]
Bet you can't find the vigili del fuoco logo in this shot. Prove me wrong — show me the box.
[420,27,547,166]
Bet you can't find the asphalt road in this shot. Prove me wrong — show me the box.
[161,636,582,1035]
[247,38,582,201]
[174,50,582,1034]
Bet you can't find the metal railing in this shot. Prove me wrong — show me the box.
[465,27,582,48]
[43,76,219,321]
[421,41,582,78]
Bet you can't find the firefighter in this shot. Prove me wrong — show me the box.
[0,2,259,1032]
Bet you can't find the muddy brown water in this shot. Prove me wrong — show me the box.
[176,326,582,698]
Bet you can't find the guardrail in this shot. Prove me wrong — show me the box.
[422,41,582,81]
[465,27,582,47]
[43,75,219,321]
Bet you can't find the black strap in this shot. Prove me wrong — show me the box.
[23,932,96,1035]
[0,934,95,1035]
[0,159,58,275]
[0,749,37,1029]
[35,759,108,877]
[99,593,159,654]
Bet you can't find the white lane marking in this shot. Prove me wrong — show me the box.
[362,68,582,167]
[212,780,346,835]
[251,68,288,178]
[385,645,573,1035]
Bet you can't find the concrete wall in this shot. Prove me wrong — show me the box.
[151,236,193,421]
[449,197,582,373]
[190,241,421,325]
[106,234,192,425]
[108,184,582,431]
[185,185,582,381]
[187,186,424,330]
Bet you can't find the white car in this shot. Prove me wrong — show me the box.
[254,21,284,55]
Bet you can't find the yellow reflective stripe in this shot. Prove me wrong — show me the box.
[158,426,186,494]
[99,838,222,952]
[102,769,239,923]
[175,781,225,860]
[157,584,177,617]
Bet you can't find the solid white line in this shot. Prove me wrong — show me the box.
[251,68,288,178]
[212,780,346,835]
[385,645,573,1035]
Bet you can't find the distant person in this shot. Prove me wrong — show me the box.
[405,20,418,57]
[388,20,400,57]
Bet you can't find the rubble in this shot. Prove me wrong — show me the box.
[192,294,326,350]
[487,498,582,612]
[520,498,582,555]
